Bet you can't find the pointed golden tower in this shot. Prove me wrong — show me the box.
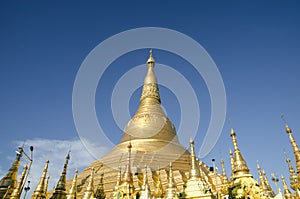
[114,166,121,191]
[10,165,28,199]
[257,162,268,192]
[185,138,212,198]
[94,173,106,199]
[228,128,266,199]
[189,138,200,180]
[257,162,275,197]
[229,149,234,180]
[230,128,251,178]
[165,163,177,199]
[44,176,50,199]
[220,160,229,196]
[221,160,228,185]
[285,124,300,186]
[282,176,293,199]
[0,148,23,198]
[50,152,70,199]
[285,152,298,191]
[262,170,275,197]
[154,169,164,198]
[117,142,135,198]
[66,169,78,199]
[31,160,49,199]
[140,165,151,199]
[68,50,212,198]
[82,168,95,199]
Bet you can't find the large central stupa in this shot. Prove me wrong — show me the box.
[69,51,217,198]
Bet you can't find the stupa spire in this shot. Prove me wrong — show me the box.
[31,160,49,199]
[140,165,151,199]
[140,49,160,103]
[50,152,70,199]
[229,149,234,180]
[114,166,121,191]
[83,168,94,199]
[10,165,28,199]
[257,161,267,191]
[44,176,50,199]
[66,169,78,199]
[154,169,164,198]
[166,162,177,199]
[0,148,23,198]
[230,128,250,178]
[281,176,293,199]
[221,160,228,184]
[122,142,133,184]
[94,173,106,199]
[285,124,300,184]
[285,152,298,191]
[189,138,200,180]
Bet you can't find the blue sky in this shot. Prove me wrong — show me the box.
[0,0,300,195]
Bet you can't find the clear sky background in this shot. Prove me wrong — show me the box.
[0,0,300,196]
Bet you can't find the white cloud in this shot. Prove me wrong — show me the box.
[11,138,109,198]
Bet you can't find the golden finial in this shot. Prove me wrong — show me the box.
[67,169,78,199]
[83,168,94,199]
[220,160,228,184]
[154,168,164,198]
[282,116,300,185]
[166,162,176,199]
[141,165,150,191]
[122,142,133,184]
[281,176,293,199]
[10,165,28,199]
[281,115,292,134]
[147,49,155,65]
[284,151,298,191]
[50,152,70,199]
[230,128,250,178]
[31,160,49,199]
[189,138,200,180]
[44,175,50,198]
[0,147,23,198]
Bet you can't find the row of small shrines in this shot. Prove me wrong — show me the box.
[0,124,300,199]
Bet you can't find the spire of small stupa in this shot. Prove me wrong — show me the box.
[221,160,228,184]
[285,123,300,185]
[285,152,298,191]
[10,165,28,199]
[230,128,251,178]
[122,142,133,184]
[140,49,160,103]
[44,176,50,199]
[94,173,106,199]
[83,168,94,199]
[229,149,235,180]
[189,138,200,180]
[114,166,121,191]
[154,169,164,198]
[0,148,23,198]
[281,176,293,199]
[165,162,177,199]
[66,169,78,199]
[82,167,94,199]
[140,165,151,199]
[257,161,267,191]
[50,152,70,199]
[31,160,49,199]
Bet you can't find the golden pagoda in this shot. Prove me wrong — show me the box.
[62,50,218,199]
[3,50,300,199]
